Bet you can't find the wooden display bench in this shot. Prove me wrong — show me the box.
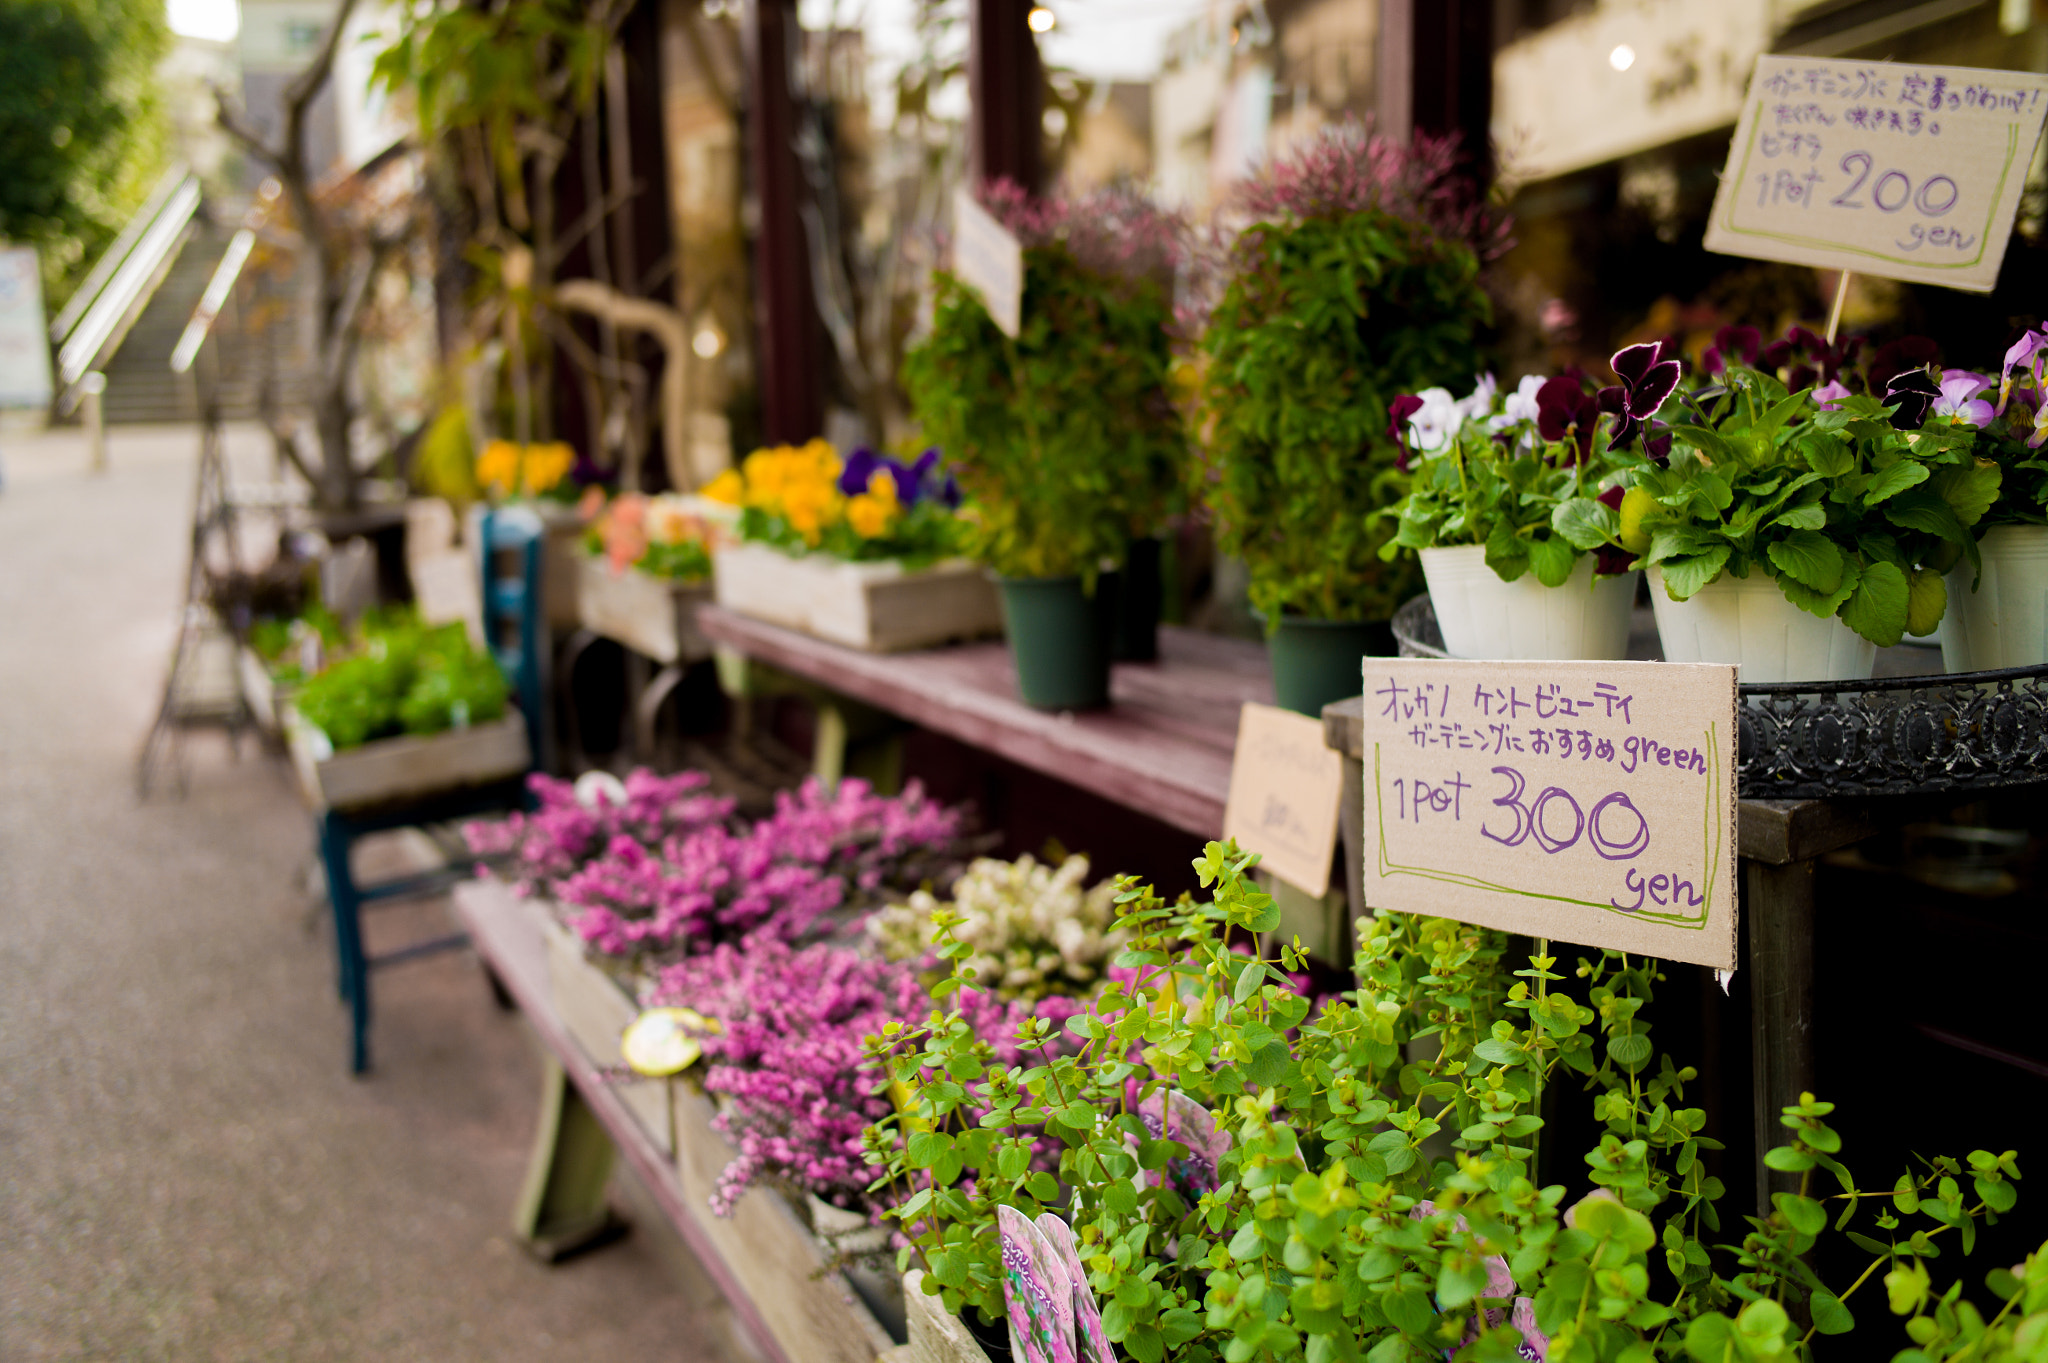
[455,879,995,1363]
[564,556,715,764]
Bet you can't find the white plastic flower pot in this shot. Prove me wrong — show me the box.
[1647,565,1875,683]
[1420,545,1637,660]
[1942,524,2048,673]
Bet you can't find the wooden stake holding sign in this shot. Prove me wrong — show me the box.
[1358,659,1740,970]
[1705,56,2048,297]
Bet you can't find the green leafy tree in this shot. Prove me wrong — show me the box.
[0,0,168,305]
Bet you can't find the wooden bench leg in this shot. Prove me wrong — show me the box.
[512,1054,629,1263]
[1746,857,1816,1216]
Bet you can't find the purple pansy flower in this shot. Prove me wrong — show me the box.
[1597,339,1682,447]
[1811,379,1851,410]
[1933,370,1995,427]
[1999,327,2048,414]
[836,446,960,508]
[1701,324,1760,376]
[1867,336,1942,397]
[1387,393,1426,469]
[1884,368,1942,429]
[1535,375,1600,463]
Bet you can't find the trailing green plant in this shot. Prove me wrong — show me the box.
[865,841,2023,1362]
[293,612,509,749]
[902,185,1186,585]
[1595,355,1995,647]
[1195,125,1500,624]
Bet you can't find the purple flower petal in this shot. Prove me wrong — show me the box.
[1624,360,1681,419]
[837,447,882,498]
[1610,342,1663,387]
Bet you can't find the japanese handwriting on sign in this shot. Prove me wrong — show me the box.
[1706,56,2048,292]
[1360,659,1739,970]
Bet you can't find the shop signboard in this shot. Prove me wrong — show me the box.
[0,247,53,409]
[1705,55,2048,292]
[951,187,1022,337]
[1222,702,1344,899]
[1358,658,1739,970]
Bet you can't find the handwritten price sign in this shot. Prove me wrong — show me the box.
[1360,659,1738,969]
[1706,56,2048,292]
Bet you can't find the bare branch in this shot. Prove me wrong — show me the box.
[552,279,692,491]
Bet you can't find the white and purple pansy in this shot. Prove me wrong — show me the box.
[1596,340,1682,447]
[1932,369,1995,427]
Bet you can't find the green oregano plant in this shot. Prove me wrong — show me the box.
[865,842,2028,1362]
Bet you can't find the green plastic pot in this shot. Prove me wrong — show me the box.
[1265,616,1396,717]
[1111,536,1163,662]
[996,574,1114,711]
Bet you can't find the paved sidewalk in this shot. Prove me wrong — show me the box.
[0,425,747,1361]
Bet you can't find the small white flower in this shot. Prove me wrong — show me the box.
[1406,387,1461,455]
[1491,374,1546,432]
[1454,373,1498,425]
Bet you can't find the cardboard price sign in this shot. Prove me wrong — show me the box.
[1360,659,1738,969]
[951,187,1023,337]
[1222,702,1345,899]
[1705,56,2048,292]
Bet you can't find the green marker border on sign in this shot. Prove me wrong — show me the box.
[1370,723,1725,932]
[1717,120,2018,275]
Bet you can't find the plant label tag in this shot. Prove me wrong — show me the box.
[1223,702,1344,900]
[1358,658,1738,969]
[410,547,485,646]
[952,187,1023,337]
[1704,55,2048,293]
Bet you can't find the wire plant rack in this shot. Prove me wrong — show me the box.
[1389,595,2048,800]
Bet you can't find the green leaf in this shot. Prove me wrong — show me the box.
[1473,1038,1521,1066]
[1841,559,1910,647]
[1232,957,1266,1005]
[1932,461,2003,525]
[1864,461,1930,505]
[908,1131,946,1168]
[1766,529,1844,593]
[1764,1145,1816,1172]
[1773,1192,1827,1237]
[1552,498,1618,551]
[1655,547,1731,601]
[1526,533,1577,589]
[1809,1289,1855,1334]
[1906,567,1946,638]
[1607,1032,1653,1069]
[1884,487,1970,544]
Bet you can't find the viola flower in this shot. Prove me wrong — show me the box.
[1490,374,1546,433]
[1867,335,1942,397]
[1536,375,1600,462]
[2031,401,2048,450]
[1453,373,1498,426]
[1387,394,1424,469]
[1933,369,1995,427]
[1811,379,1851,410]
[1884,368,1941,429]
[1701,323,1760,375]
[1404,387,1461,456]
[1998,327,2048,413]
[1596,340,1681,447]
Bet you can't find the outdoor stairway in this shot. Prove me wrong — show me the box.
[98,218,309,425]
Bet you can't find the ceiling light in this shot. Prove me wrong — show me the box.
[1609,44,1636,72]
[1027,6,1056,33]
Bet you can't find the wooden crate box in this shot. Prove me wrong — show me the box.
[713,542,1001,653]
[285,710,530,812]
[575,555,713,665]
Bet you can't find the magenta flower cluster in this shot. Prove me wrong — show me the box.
[559,777,963,960]
[463,769,734,897]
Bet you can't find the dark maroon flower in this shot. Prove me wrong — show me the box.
[1702,324,1761,375]
[1598,339,1682,446]
[1536,376,1600,463]
[1884,369,1940,429]
[1388,393,1425,470]
[1593,484,1634,574]
[1642,421,1672,465]
[1867,336,1942,397]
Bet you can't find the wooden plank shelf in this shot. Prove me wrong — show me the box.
[695,606,1273,840]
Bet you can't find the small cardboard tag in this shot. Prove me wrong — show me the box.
[1358,658,1739,970]
[410,547,485,646]
[952,187,1024,337]
[1704,55,2048,292]
[1222,702,1344,900]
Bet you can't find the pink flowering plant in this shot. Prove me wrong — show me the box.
[462,768,736,898]
[866,842,2025,1363]
[556,776,965,962]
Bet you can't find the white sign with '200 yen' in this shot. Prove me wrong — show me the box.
[1705,56,2048,292]
[1360,658,1739,970]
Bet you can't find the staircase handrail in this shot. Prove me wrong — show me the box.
[169,183,281,376]
[55,168,203,403]
[48,164,190,344]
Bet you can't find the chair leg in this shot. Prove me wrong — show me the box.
[319,812,373,1074]
[511,1054,627,1262]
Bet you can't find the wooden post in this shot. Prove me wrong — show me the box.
[1376,0,1493,180]
[743,0,821,444]
[969,0,1043,194]
[1745,858,1817,1214]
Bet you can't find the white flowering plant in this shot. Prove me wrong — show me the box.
[867,853,1128,1002]
[1383,356,1662,585]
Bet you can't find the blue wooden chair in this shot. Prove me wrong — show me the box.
[318,506,549,1074]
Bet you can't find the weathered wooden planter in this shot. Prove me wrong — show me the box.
[575,555,713,665]
[900,1270,995,1363]
[713,542,1002,653]
[284,709,530,812]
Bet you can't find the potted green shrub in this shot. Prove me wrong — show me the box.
[1196,125,1503,714]
[1612,326,1993,682]
[1939,325,2048,672]
[905,185,1187,710]
[1383,364,1650,660]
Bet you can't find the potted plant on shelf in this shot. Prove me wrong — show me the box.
[904,184,1187,710]
[1939,325,2048,672]
[1383,363,1652,660]
[1616,325,1994,682]
[1196,124,1506,714]
[701,439,1000,653]
[575,490,728,665]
